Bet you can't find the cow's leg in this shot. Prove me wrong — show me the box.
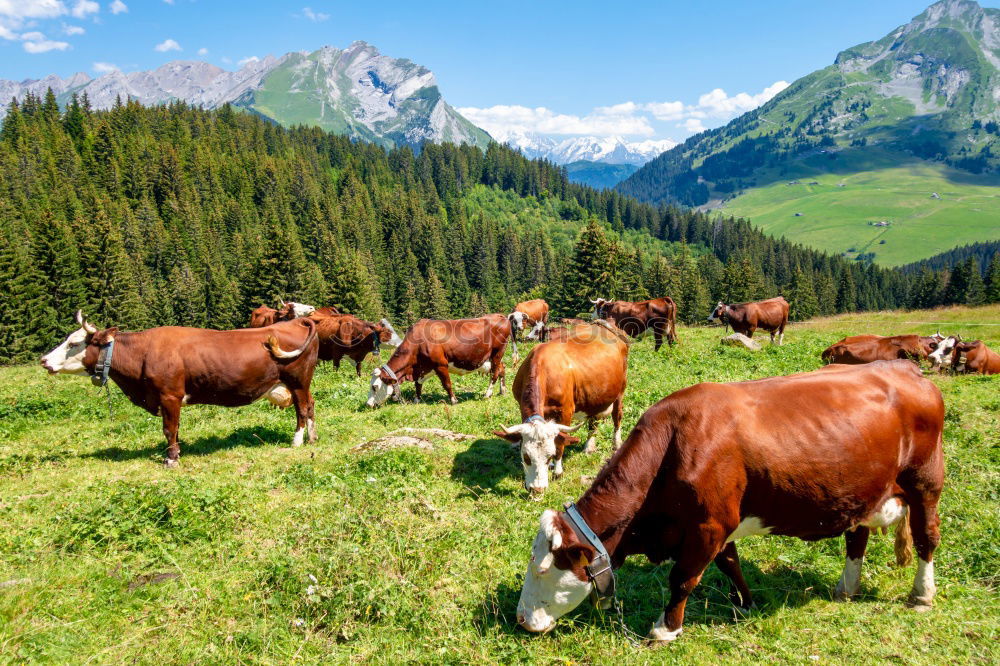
[714,542,753,609]
[906,497,941,609]
[583,418,599,454]
[485,356,504,399]
[650,523,725,643]
[612,397,624,450]
[778,321,786,345]
[834,527,870,601]
[412,369,426,404]
[434,365,458,405]
[160,395,182,467]
[653,326,664,352]
[354,358,363,377]
[290,387,311,446]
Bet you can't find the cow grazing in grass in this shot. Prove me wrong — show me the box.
[41,312,320,466]
[708,296,789,345]
[516,361,943,643]
[821,333,944,365]
[510,299,550,342]
[250,301,333,328]
[314,314,403,376]
[494,322,630,494]
[367,314,513,407]
[591,297,677,350]
[950,339,1000,375]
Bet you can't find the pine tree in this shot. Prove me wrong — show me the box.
[985,252,1000,303]
[421,267,450,319]
[554,220,612,317]
[964,257,986,306]
[836,269,857,313]
[788,268,819,321]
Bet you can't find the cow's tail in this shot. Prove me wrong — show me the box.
[894,505,913,567]
[266,318,317,359]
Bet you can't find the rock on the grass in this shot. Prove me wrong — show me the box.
[721,333,761,351]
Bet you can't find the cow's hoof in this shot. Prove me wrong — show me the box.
[646,626,682,645]
[450,397,459,405]
[906,595,934,611]
[164,458,179,468]
[412,398,421,404]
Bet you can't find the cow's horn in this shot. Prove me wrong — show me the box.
[76,310,97,334]
[556,422,584,433]
[503,423,530,435]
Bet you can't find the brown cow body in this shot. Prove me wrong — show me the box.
[367,314,512,406]
[41,314,319,465]
[951,340,1000,374]
[821,334,941,365]
[250,302,337,328]
[592,297,677,350]
[510,299,550,341]
[494,323,629,493]
[313,314,402,376]
[709,296,789,344]
[516,361,944,641]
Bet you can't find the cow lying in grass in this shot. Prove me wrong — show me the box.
[41,311,319,466]
[516,361,943,643]
[822,333,944,365]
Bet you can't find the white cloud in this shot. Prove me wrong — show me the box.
[23,37,70,53]
[197,47,208,56]
[93,61,119,73]
[644,100,685,121]
[163,0,174,4]
[457,104,655,138]
[154,38,181,52]
[20,30,46,40]
[237,55,260,66]
[109,0,127,14]
[299,7,329,22]
[683,118,707,133]
[70,0,98,19]
[62,23,84,34]
[0,0,68,21]
[0,24,16,39]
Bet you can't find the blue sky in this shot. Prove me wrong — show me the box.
[1,0,996,142]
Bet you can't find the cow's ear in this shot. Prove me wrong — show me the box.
[557,541,596,568]
[557,433,580,446]
[493,429,522,443]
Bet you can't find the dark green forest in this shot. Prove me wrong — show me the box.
[1,92,997,363]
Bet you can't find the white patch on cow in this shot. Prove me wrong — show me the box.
[182,394,191,405]
[648,612,683,642]
[509,311,527,331]
[910,559,936,607]
[726,517,772,543]
[306,418,316,441]
[778,332,785,345]
[862,497,906,529]
[929,336,957,369]
[448,361,490,376]
[40,327,90,375]
[380,319,403,349]
[504,420,580,493]
[552,457,564,478]
[484,378,496,399]
[516,511,592,633]
[583,433,597,454]
[287,302,316,317]
[526,319,545,340]
[367,369,393,408]
[835,556,863,601]
[292,427,305,447]
[613,425,623,449]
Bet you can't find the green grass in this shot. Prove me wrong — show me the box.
[721,149,1000,266]
[2,306,998,663]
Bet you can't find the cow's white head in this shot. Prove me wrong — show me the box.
[590,298,609,320]
[494,419,581,494]
[708,301,727,323]
[929,335,959,369]
[285,301,316,318]
[367,367,397,408]
[509,311,528,332]
[379,319,404,349]
[40,311,98,375]
[516,510,594,633]
[525,319,545,341]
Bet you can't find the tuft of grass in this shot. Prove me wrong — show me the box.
[0,305,997,663]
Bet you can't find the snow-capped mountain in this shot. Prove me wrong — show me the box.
[0,42,489,150]
[490,130,676,165]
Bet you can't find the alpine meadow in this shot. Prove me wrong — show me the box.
[1,0,999,663]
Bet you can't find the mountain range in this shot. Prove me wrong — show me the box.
[0,41,489,151]
[618,0,1000,264]
[489,130,677,166]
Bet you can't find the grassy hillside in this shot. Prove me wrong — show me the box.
[721,148,1000,266]
[1,306,997,662]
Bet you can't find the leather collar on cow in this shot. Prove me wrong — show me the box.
[90,338,115,388]
[563,501,616,605]
[381,363,398,382]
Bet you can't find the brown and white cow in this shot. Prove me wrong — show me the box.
[249,301,334,328]
[509,299,550,342]
[367,314,513,407]
[950,339,1000,375]
[41,311,320,466]
[708,296,789,345]
[314,314,403,376]
[516,361,943,642]
[493,322,630,494]
[821,333,944,365]
[591,297,677,350]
